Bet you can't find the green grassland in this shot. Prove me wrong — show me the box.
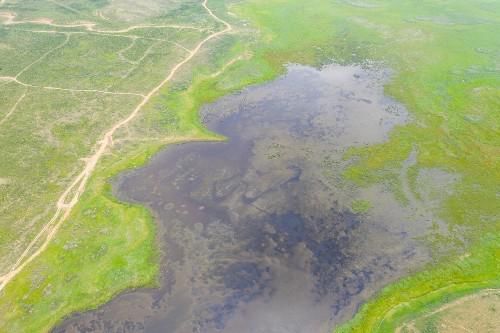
[1,0,213,27]
[0,81,25,118]
[1,0,108,24]
[19,34,138,90]
[0,29,67,76]
[0,89,142,273]
[20,33,194,93]
[0,0,252,331]
[0,0,216,278]
[0,0,498,332]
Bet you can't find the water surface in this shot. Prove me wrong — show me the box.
[55,64,432,333]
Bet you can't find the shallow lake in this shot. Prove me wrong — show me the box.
[55,64,432,333]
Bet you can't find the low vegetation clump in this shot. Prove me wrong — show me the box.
[351,200,372,214]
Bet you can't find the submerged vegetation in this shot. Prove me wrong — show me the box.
[0,0,498,331]
[351,200,372,214]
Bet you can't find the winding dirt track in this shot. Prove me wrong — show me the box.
[0,75,146,97]
[0,90,26,126]
[0,0,232,292]
[0,11,206,32]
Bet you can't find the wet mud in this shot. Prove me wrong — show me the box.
[54,64,432,333]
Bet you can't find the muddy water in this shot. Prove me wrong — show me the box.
[55,64,432,333]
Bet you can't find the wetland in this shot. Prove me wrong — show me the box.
[56,63,435,333]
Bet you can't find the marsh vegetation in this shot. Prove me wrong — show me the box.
[0,0,498,332]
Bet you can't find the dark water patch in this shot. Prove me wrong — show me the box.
[54,64,432,333]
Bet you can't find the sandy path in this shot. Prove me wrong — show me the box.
[0,0,232,293]
[0,90,26,126]
[1,76,145,97]
[209,54,249,78]
[117,38,165,66]
[0,11,207,32]
[31,83,146,97]
[1,27,198,52]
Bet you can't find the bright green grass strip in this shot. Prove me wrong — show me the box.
[0,144,160,332]
[336,233,500,332]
